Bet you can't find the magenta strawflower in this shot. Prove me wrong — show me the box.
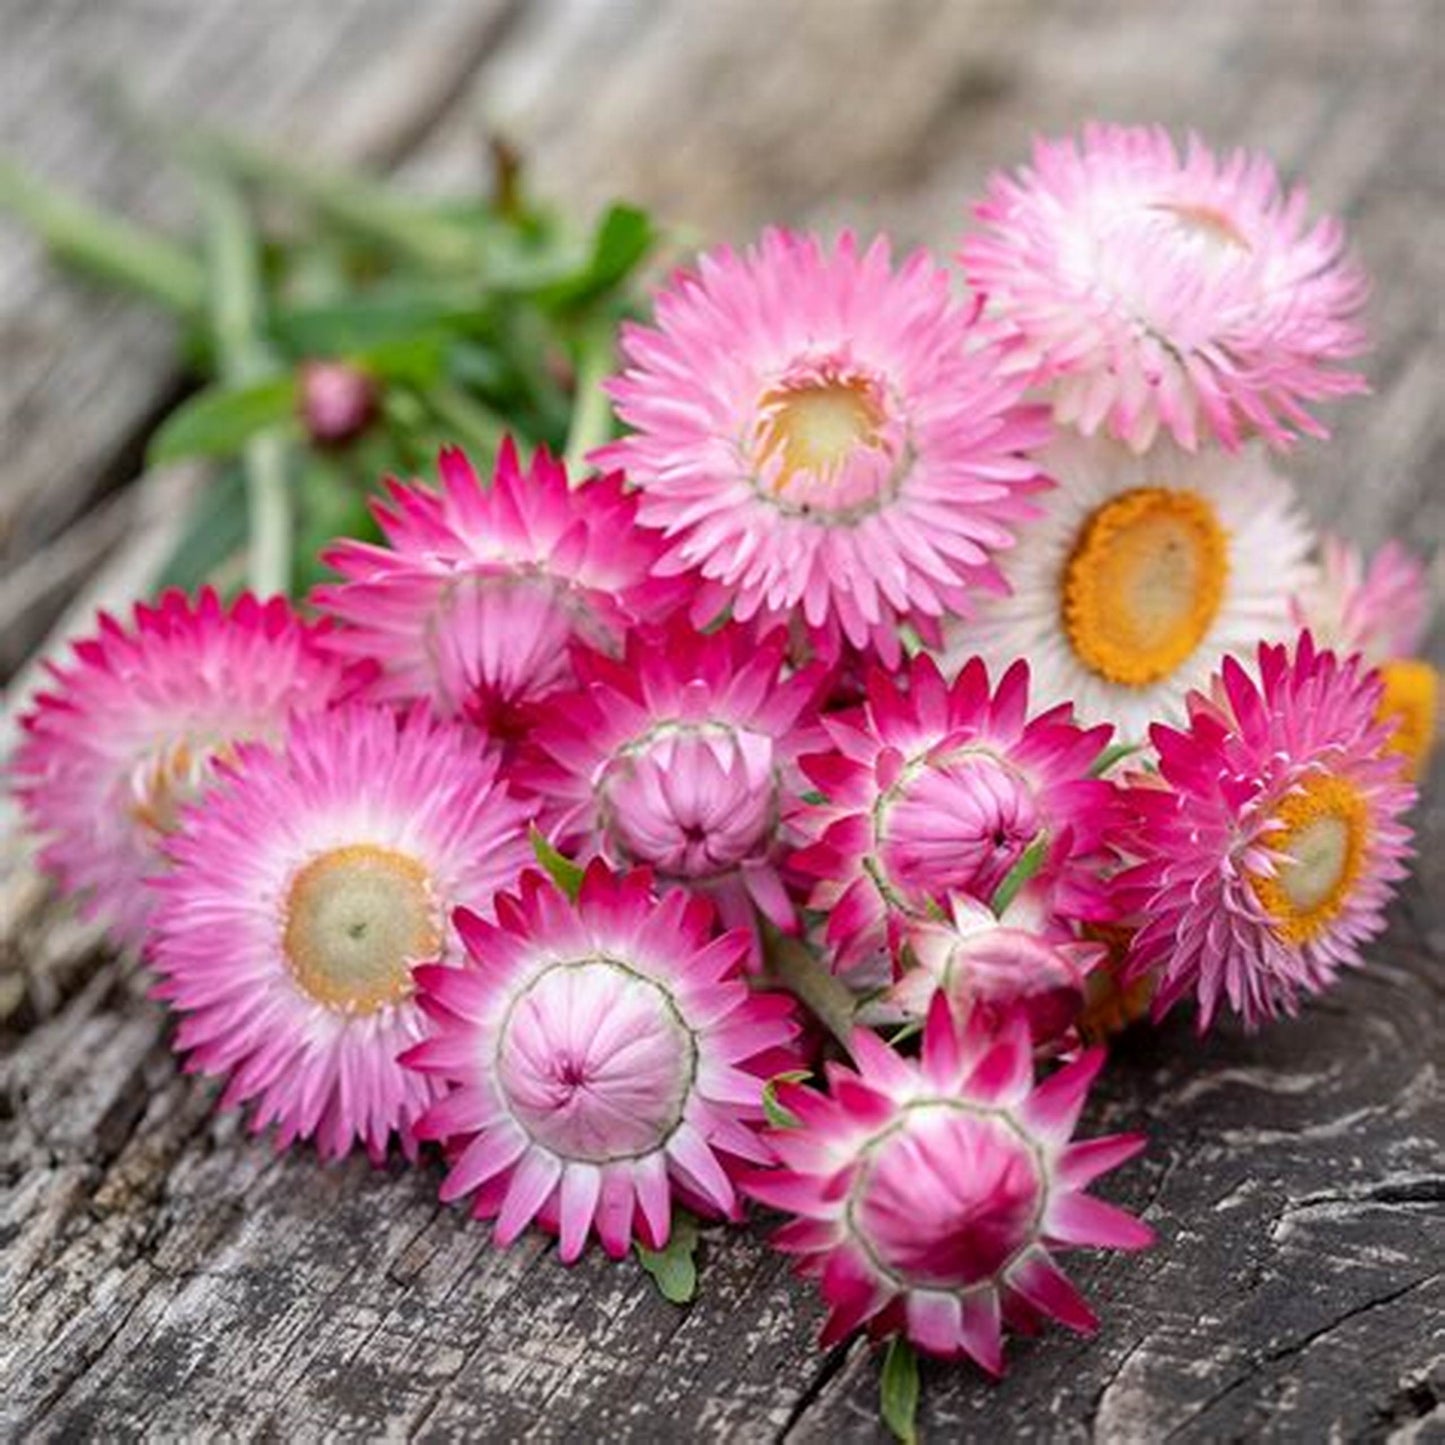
[313,439,684,735]
[149,705,533,1162]
[597,229,1052,664]
[403,862,797,1261]
[743,998,1153,1369]
[790,654,1118,971]
[11,588,359,949]
[889,892,1102,1049]
[1119,635,1415,1029]
[527,622,825,947]
[961,123,1369,452]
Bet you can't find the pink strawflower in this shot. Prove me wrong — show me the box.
[1119,635,1415,1030]
[11,588,359,949]
[961,123,1369,452]
[403,862,798,1261]
[1291,535,1430,663]
[790,655,1118,971]
[597,229,1052,664]
[313,439,684,736]
[527,622,826,947]
[149,705,533,1162]
[743,997,1153,1369]
[890,891,1102,1049]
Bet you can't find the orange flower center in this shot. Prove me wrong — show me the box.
[1248,774,1370,944]
[1061,486,1229,687]
[1375,657,1438,781]
[282,844,441,1013]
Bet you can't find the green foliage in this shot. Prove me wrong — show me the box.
[636,1213,700,1305]
[761,1071,812,1129]
[529,827,586,902]
[148,377,299,465]
[1088,741,1142,779]
[0,129,661,596]
[989,832,1050,919]
[879,1337,921,1445]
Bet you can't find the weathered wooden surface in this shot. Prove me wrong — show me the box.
[2,1,1442,1440]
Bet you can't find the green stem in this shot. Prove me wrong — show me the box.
[762,927,860,1056]
[563,322,615,478]
[0,156,204,315]
[201,133,477,273]
[200,177,290,597]
[428,383,511,456]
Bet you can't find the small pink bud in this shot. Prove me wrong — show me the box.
[299,360,376,447]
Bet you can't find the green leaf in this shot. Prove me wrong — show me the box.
[532,204,656,311]
[529,826,585,902]
[148,376,298,465]
[353,335,447,386]
[289,458,383,596]
[274,292,492,356]
[761,1070,812,1129]
[156,464,250,592]
[1088,741,1142,778]
[636,1212,699,1304]
[989,832,1050,919]
[880,1337,920,1445]
[0,156,205,316]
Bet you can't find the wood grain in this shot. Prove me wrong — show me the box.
[2,1,1442,1439]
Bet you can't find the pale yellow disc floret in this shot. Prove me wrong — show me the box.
[282,844,441,1013]
[1248,774,1370,945]
[756,376,887,491]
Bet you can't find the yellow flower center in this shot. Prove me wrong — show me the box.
[755,374,888,492]
[282,844,441,1013]
[1061,486,1229,687]
[1249,774,1370,944]
[1376,657,1438,781]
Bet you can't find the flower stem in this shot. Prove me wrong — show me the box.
[761,926,860,1056]
[562,321,616,480]
[199,176,291,597]
[0,156,204,315]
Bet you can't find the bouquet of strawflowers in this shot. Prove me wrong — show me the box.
[10,124,1435,1435]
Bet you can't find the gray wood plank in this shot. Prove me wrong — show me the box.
[2,1,1442,1439]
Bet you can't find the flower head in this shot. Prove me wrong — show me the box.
[11,589,359,949]
[597,229,1051,664]
[149,705,533,1161]
[299,360,377,447]
[527,621,826,945]
[961,123,1369,452]
[743,998,1153,1368]
[313,439,683,736]
[890,892,1101,1048]
[1291,536,1430,663]
[403,862,797,1261]
[790,653,1117,971]
[1120,635,1415,1029]
[1291,537,1437,779]
[949,431,1315,742]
